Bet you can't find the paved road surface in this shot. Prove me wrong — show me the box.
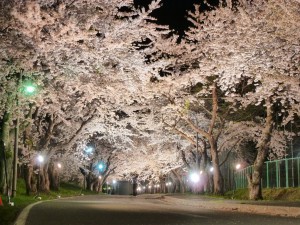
[20,195,300,225]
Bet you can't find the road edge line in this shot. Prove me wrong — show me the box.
[14,201,43,225]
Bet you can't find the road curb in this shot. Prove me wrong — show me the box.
[14,201,43,225]
[163,196,300,218]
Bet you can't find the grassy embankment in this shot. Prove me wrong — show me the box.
[225,187,300,201]
[0,179,96,225]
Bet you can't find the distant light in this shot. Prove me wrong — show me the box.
[210,167,214,172]
[37,155,44,163]
[143,186,146,189]
[137,187,141,191]
[113,180,116,184]
[85,147,93,153]
[236,164,241,170]
[57,163,62,169]
[200,170,203,174]
[99,164,104,169]
[98,176,102,179]
[168,182,172,186]
[190,172,200,183]
[148,186,152,189]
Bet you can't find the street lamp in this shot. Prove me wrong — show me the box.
[57,163,62,189]
[85,146,93,154]
[234,163,242,190]
[112,179,117,194]
[98,162,106,172]
[190,172,200,183]
[37,155,44,197]
[24,85,36,94]
[12,79,37,198]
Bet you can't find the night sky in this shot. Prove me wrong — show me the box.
[134,0,220,36]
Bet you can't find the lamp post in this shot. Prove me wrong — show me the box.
[106,181,109,194]
[190,172,200,193]
[57,163,62,189]
[12,76,36,198]
[234,163,242,191]
[112,179,117,195]
[37,155,44,197]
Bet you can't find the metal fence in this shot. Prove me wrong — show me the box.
[235,157,300,189]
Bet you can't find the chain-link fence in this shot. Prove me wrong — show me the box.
[235,157,300,189]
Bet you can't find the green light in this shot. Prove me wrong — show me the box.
[24,85,36,93]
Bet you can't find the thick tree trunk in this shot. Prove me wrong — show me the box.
[209,138,224,195]
[38,163,50,193]
[132,175,138,196]
[97,182,103,193]
[48,162,59,191]
[248,102,273,200]
[23,164,36,195]
[0,108,13,194]
[159,176,166,193]
[86,172,93,191]
[171,169,185,193]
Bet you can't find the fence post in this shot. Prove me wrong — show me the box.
[266,162,269,188]
[285,159,289,188]
[297,158,300,187]
[276,161,279,188]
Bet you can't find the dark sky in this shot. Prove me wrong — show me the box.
[134,0,219,36]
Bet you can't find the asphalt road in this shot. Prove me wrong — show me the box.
[21,195,300,225]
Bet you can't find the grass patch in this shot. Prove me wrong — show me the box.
[0,179,97,225]
[262,188,300,201]
[225,188,249,200]
[224,187,300,201]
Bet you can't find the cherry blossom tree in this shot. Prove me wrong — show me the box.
[171,0,300,199]
[0,0,169,194]
[1,0,299,201]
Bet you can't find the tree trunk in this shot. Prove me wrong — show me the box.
[48,162,59,191]
[248,102,273,200]
[159,176,166,193]
[97,182,103,193]
[38,163,50,193]
[132,175,138,196]
[23,164,36,195]
[171,169,185,193]
[86,172,93,191]
[209,138,224,195]
[0,107,13,194]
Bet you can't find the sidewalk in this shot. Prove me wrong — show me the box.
[137,194,300,218]
[160,194,300,218]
